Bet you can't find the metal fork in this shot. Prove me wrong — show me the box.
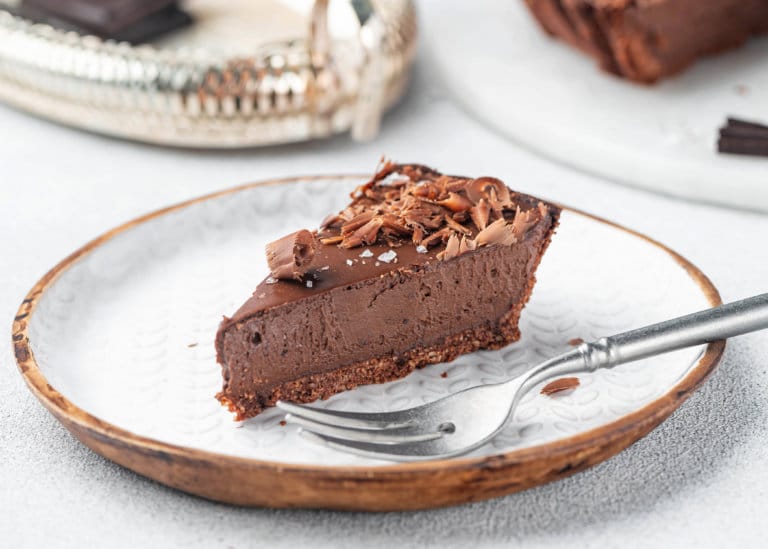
[277,293,768,461]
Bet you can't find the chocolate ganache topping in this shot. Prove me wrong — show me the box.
[318,161,550,261]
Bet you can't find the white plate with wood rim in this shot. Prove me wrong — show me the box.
[12,173,724,511]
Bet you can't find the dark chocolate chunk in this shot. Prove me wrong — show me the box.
[24,0,176,34]
[717,118,768,158]
[718,137,768,158]
[107,5,191,43]
[10,3,191,44]
[725,117,768,133]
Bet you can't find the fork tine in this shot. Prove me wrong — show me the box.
[285,414,443,444]
[276,400,415,430]
[298,430,455,462]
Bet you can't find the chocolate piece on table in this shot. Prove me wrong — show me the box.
[523,0,768,84]
[725,118,768,133]
[9,3,191,44]
[718,138,768,158]
[24,0,176,34]
[215,162,561,420]
[266,230,317,281]
[718,118,768,158]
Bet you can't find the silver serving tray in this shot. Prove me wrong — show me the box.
[0,0,416,147]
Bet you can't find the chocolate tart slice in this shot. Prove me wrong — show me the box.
[215,163,560,420]
[524,0,768,83]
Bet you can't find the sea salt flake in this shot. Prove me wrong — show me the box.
[305,280,313,288]
[359,249,374,258]
[346,259,353,266]
[375,262,380,267]
[379,172,409,186]
[319,265,330,271]
[377,250,397,263]
[416,245,428,254]
[266,276,278,284]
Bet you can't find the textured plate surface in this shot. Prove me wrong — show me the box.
[14,174,723,508]
[421,0,768,212]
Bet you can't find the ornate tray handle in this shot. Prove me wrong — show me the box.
[0,0,416,147]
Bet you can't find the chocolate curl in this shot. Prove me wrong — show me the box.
[265,230,316,281]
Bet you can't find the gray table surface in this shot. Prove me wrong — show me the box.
[2,57,768,548]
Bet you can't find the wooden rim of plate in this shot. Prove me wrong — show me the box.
[11,174,725,511]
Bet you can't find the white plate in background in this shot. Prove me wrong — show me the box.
[421,0,768,212]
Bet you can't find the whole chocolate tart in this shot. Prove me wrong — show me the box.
[524,0,768,83]
[215,163,560,420]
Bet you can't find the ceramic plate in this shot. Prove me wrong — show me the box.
[421,0,768,212]
[13,174,724,510]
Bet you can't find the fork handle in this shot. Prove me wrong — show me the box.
[518,293,768,393]
[587,292,768,368]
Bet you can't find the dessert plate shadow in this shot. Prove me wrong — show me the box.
[13,174,724,511]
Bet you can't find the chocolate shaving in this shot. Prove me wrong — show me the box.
[717,117,768,157]
[265,229,316,281]
[444,215,472,235]
[436,192,473,212]
[421,228,452,248]
[320,235,343,245]
[319,161,548,260]
[474,219,517,247]
[511,205,544,239]
[341,210,376,232]
[342,217,383,248]
[458,235,476,255]
[541,377,580,396]
[470,199,490,231]
[437,233,461,261]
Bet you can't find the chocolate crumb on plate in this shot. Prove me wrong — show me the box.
[568,337,585,346]
[541,377,580,396]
